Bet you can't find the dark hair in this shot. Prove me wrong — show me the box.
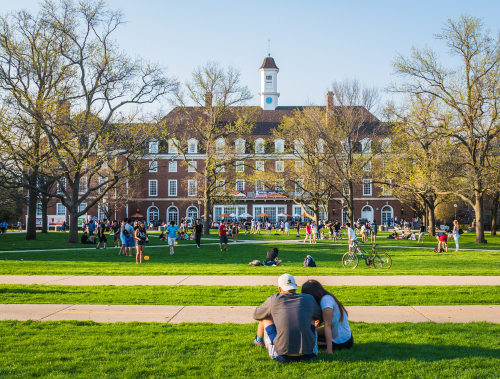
[170,221,175,226]
[346,222,351,227]
[301,280,348,323]
[273,247,278,254]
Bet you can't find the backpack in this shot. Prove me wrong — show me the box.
[123,228,129,237]
[303,255,316,267]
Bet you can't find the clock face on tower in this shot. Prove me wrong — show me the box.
[266,97,273,104]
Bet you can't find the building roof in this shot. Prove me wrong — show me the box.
[260,57,279,69]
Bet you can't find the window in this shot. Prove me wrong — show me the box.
[216,179,225,191]
[236,161,244,173]
[148,206,159,222]
[149,161,158,172]
[275,179,285,192]
[78,203,87,213]
[168,180,177,197]
[79,177,87,193]
[168,139,178,154]
[255,179,264,191]
[275,161,284,172]
[188,139,198,154]
[382,179,392,196]
[169,161,177,172]
[57,178,66,194]
[235,139,246,154]
[295,161,304,172]
[187,206,198,219]
[98,205,106,220]
[360,138,372,154]
[149,180,158,196]
[363,179,372,196]
[266,75,272,89]
[294,140,304,154]
[167,206,178,225]
[295,180,304,195]
[36,203,42,216]
[216,138,225,154]
[236,179,245,191]
[188,161,197,172]
[256,161,264,172]
[216,165,225,173]
[188,180,197,197]
[274,139,284,153]
[149,141,158,154]
[317,139,324,153]
[381,138,391,153]
[343,180,349,196]
[98,177,108,194]
[363,161,372,172]
[255,138,265,154]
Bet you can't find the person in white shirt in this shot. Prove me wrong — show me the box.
[302,280,353,353]
[346,222,357,253]
[360,223,367,242]
[284,221,289,236]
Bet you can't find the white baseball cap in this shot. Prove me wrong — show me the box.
[278,273,298,291]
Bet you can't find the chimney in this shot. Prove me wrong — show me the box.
[326,92,333,112]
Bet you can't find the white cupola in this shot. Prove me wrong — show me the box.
[258,56,279,110]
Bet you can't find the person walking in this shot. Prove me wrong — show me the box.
[194,219,203,248]
[96,219,107,249]
[134,221,149,264]
[452,220,460,252]
[219,220,228,251]
[304,222,312,244]
[167,221,179,255]
[311,223,317,244]
[346,222,357,253]
[418,223,426,243]
[333,220,341,242]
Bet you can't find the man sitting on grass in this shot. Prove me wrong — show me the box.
[81,231,96,244]
[253,273,322,363]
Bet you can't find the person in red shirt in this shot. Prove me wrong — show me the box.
[219,220,228,251]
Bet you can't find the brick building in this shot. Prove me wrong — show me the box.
[29,56,410,227]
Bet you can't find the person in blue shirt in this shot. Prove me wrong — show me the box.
[0,221,7,234]
[88,220,95,236]
[167,221,179,255]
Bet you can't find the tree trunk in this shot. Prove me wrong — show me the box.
[203,197,211,236]
[490,192,499,236]
[26,173,38,240]
[41,193,48,233]
[428,199,436,237]
[474,193,485,243]
[68,210,80,244]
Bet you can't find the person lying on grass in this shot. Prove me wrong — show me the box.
[301,280,353,354]
[264,248,282,266]
[253,273,322,363]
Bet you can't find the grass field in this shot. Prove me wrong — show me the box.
[1,321,498,378]
[1,284,498,306]
[1,232,500,275]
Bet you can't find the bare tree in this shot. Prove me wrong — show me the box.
[388,14,500,243]
[170,62,254,235]
[0,1,177,243]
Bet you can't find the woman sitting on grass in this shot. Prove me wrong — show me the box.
[301,280,353,354]
[264,247,282,266]
[159,231,166,241]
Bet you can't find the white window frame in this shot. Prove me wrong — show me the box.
[187,139,198,154]
[236,161,244,173]
[56,203,66,216]
[274,139,284,153]
[188,161,197,172]
[169,161,177,173]
[255,138,265,154]
[265,75,272,89]
[216,179,226,192]
[363,161,372,172]
[57,178,66,194]
[79,177,88,193]
[168,139,178,154]
[36,203,43,216]
[363,179,372,196]
[216,138,225,154]
[149,161,158,172]
[317,139,324,153]
[236,179,245,191]
[295,161,304,172]
[275,161,284,172]
[255,179,264,191]
[360,138,372,154]
[188,179,197,197]
[149,180,158,197]
[256,161,265,172]
[216,165,225,173]
[149,141,158,154]
[295,179,304,196]
[168,180,177,197]
[275,179,285,192]
[78,203,87,214]
[235,139,246,154]
[294,140,304,154]
[382,179,392,196]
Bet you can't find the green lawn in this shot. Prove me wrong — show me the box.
[1,321,498,378]
[1,233,500,275]
[0,284,498,306]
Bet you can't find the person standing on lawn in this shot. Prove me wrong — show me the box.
[333,220,341,242]
[284,220,290,236]
[96,219,107,249]
[231,222,239,243]
[252,273,322,363]
[17,220,22,232]
[111,220,121,249]
[134,221,148,264]
[124,219,135,257]
[167,220,179,255]
[88,220,95,236]
[304,222,312,244]
[219,220,228,251]
[452,220,460,252]
[418,223,426,243]
[370,220,378,243]
[346,222,357,253]
[194,219,203,248]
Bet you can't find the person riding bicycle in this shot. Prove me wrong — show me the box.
[346,223,357,253]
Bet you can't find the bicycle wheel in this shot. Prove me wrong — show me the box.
[372,252,392,269]
[342,252,359,269]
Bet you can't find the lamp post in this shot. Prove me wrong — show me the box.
[454,204,458,221]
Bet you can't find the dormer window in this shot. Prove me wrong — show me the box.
[188,139,198,154]
[235,139,245,154]
[360,138,372,154]
[266,75,272,89]
[274,139,284,153]
[255,138,265,154]
[216,138,225,154]
[168,139,178,154]
[149,141,158,154]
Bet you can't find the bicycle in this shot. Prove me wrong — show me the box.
[342,241,392,269]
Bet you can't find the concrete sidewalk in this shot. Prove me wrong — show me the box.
[1,304,498,323]
[1,275,499,286]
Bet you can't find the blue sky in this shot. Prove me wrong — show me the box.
[4,0,500,113]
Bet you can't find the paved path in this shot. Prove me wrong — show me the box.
[1,304,498,323]
[1,275,499,286]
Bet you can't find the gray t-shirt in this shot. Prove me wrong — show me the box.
[253,292,322,356]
